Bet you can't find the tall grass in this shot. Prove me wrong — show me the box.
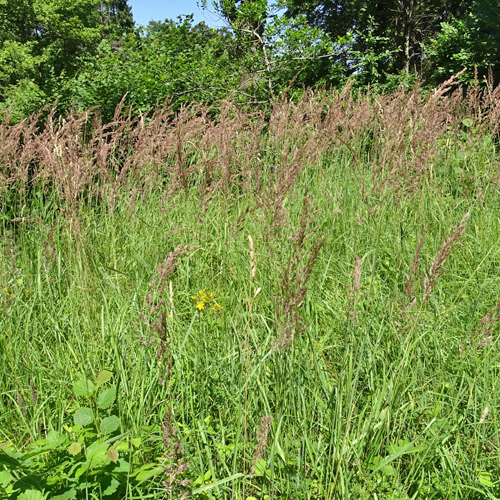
[1,75,500,499]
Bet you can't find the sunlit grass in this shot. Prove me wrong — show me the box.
[1,85,500,498]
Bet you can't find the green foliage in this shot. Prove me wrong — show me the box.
[204,1,346,101]
[0,371,166,499]
[264,14,345,89]
[0,0,136,118]
[425,0,500,84]
[1,0,500,120]
[99,0,134,37]
[282,0,476,83]
[69,18,239,120]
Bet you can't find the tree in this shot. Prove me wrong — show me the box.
[99,0,134,36]
[282,0,474,82]
[203,0,345,99]
[0,0,137,118]
[69,17,242,120]
[425,0,500,85]
[0,0,104,116]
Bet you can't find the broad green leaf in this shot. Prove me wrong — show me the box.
[114,459,131,473]
[73,407,94,426]
[67,442,81,456]
[46,430,66,446]
[0,470,13,488]
[253,459,269,477]
[75,461,91,479]
[102,477,120,495]
[73,379,95,397]
[97,386,116,409]
[115,440,129,452]
[96,370,113,385]
[478,471,494,487]
[134,464,163,482]
[86,439,108,459]
[18,490,46,500]
[0,451,21,467]
[370,456,396,476]
[51,489,77,500]
[100,415,121,435]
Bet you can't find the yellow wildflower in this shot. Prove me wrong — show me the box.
[191,289,222,313]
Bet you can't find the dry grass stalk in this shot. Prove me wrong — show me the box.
[251,415,273,474]
[347,255,363,324]
[0,72,498,223]
[396,229,427,332]
[471,300,500,350]
[248,235,256,280]
[160,408,191,499]
[16,391,27,418]
[274,195,324,349]
[423,213,469,302]
[140,245,192,383]
[404,229,427,306]
[169,280,174,322]
[479,406,490,424]
[30,379,37,406]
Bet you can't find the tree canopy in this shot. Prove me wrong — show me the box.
[0,0,498,120]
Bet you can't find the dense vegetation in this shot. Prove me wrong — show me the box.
[1,0,500,121]
[1,1,500,499]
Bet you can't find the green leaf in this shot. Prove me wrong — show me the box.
[86,439,110,461]
[97,386,116,409]
[133,464,163,482]
[253,459,270,477]
[191,473,244,495]
[0,451,21,467]
[100,415,121,435]
[74,461,92,479]
[51,489,77,500]
[102,477,120,496]
[67,442,81,456]
[73,407,94,426]
[113,459,131,473]
[18,490,46,500]
[0,470,13,488]
[96,370,113,385]
[371,439,425,476]
[478,470,494,488]
[370,456,396,476]
[46,430,66,446]
[73,379,95,397]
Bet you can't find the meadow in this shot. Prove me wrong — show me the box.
[1,76,500,499]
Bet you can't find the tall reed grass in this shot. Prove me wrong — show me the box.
[1,75,500,498]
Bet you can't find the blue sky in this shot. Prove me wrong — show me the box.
[128,0,223,28]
